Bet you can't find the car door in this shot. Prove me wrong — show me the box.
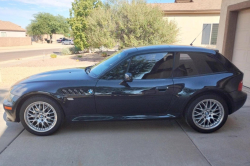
[95,52,175,115]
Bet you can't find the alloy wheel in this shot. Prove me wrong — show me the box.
[24,101,57,132]
[192,99,224,130]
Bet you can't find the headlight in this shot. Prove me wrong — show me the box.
[6,92,15,102]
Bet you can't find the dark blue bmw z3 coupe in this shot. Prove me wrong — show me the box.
[3,45,247,135]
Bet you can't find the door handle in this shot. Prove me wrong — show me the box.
[156,86,168,92]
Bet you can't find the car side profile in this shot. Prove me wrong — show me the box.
[57,38,68,43]
[3,45,247,136]
[62,39,74,45]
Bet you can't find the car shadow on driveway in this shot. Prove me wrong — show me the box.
[58,119,179,135]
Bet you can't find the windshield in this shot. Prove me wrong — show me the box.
[89,50,126,77]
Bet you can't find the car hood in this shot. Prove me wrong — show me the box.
[13,68,92,85]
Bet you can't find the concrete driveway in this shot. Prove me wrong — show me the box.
[0,87,249,166]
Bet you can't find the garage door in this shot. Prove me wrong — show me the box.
[232,9,250,88]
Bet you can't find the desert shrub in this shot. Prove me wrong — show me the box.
[101,52,108,57]
[77,55,82,58]
[61,48,72,55]
[69,46,81,54]
[50,54,57,58]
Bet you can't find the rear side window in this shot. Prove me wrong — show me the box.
[173,52,226,77]
[128,52,174,79]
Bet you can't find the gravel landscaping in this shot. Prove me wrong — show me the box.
[0,53,106,87]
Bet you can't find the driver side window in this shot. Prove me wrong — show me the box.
[102,59,130,80]
[128,52,174,79]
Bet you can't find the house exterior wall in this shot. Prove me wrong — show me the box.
[41,34,65,40]
[233,8,250,87]
[32,34,65,43]
[216,0,250,87]
[164,13,220,48]
[0,37,31,47]
[0,31,26,37]
[216,0,247,52]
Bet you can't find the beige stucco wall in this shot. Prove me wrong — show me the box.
[31,34,65,43]
[164,13,220,48]
[0,31,26,37]
[0,37,31,47]
[216,0,248,52]
[232,8,250,87]
[42,34,65,40]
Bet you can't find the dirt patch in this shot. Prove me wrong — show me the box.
[0,53,105,87]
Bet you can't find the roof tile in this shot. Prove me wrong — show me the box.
[151,0,222,12]
[0,20,26,32]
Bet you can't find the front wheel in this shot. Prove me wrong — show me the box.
[20,96,63,136]
[185,94,228,133]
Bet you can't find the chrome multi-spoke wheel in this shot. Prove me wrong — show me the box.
[24,101,58,133]
[185,94,228,133]
[192,99,224,130]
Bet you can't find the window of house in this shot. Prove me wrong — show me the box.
[128,53,174,79]
[201,24,219,45]
[210,24,219,45]
[1,32,7,37]
[173,52,226,78]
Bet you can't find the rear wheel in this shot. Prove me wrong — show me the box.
[185,94,228,133]
[20,96,63,136]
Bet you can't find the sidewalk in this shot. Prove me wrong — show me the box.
[0,43,72,53]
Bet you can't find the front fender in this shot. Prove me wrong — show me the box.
[12,91,65,122]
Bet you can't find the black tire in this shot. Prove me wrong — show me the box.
[185,94,228,133]
[20,96,64,136]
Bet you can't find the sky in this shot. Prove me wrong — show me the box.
[0,0,174,29]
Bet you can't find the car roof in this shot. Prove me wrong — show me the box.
[123,45,217,55]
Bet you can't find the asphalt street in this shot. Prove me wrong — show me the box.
[0,48,63,62]
[0,87,249,166]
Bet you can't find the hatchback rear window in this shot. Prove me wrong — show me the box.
[173,52,226,77]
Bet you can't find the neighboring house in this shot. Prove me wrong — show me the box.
[0,20,26,37]
[217,0,250,88]
[152,0,222,48]
[0,20,31,47]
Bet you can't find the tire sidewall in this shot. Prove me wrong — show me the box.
[185,94,228,133]
[20,96,63,136]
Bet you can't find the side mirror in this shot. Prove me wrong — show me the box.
[124,73,133,82]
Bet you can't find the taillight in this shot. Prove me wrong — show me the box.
[238,81,243,91]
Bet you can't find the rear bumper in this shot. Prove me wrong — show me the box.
[229,91,247,114]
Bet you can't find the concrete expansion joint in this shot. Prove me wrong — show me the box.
[0,128,24,155]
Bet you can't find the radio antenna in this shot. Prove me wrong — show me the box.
[190,24,208,46]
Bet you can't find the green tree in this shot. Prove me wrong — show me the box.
[86,0,178,48]
[26,13,69,42]
[114,0,179,48]
[68,0,102,50]
[86,7,116,49]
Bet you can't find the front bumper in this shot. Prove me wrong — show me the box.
[3,96,20,122]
